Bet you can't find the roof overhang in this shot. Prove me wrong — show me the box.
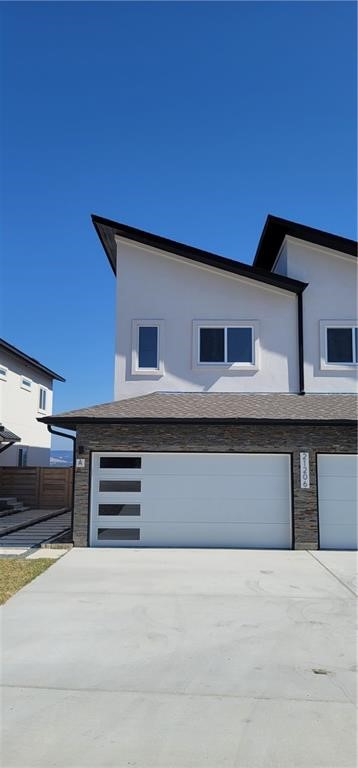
[39,415,356,430]
[92,214,307,295]
[0,424,21,443]
[253,215,357,271]
[0,339,65,382]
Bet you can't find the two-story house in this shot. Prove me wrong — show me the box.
[40,215,357,551]
[0,338,65,466]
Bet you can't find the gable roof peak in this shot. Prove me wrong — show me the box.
[254,214,357,271]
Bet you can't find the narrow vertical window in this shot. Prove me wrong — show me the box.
[138,326,158,369]
[18,447,28,467]
[39,387,47,411]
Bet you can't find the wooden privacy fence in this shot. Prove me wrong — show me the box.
[0,467,73,509]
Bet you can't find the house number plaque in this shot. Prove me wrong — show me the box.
[300,452,310,489]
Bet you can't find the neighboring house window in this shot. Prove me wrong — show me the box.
[320,321,358,368]
[39,387,47,411]
[20,376,32,391]
[131,320,164,375]
[18,447,28,467]
[193,321,258,368]
[0,366,7,381]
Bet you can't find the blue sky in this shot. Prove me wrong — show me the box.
[2,1,357,448]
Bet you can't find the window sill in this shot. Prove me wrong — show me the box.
[320,362,358,372]
[131,368,164,377]
[193,363,258,372]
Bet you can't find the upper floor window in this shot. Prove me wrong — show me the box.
[199,326,253,364]
[320,321,358,369]
[39,387,47,411]
[18,447,28,467]
[0,366,7,381]
[20,376,32,391]
[139,326,158,368]
[193,321,258,369]
[131,320,164,375]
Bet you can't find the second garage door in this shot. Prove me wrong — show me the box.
[90,452,292,548]
[318,454,358,550]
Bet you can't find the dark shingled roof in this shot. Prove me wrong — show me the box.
[38,392,358,428]
[0,425,21,442]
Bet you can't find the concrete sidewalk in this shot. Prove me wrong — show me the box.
[1,548,357,767]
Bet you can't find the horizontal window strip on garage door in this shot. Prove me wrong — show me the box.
[97,528,140,540]
[99,457,141,469]
[98,504,141,516]
[99,480,141,492]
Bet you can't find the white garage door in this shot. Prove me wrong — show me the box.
[90,452,292,548]
[318,454,358,550]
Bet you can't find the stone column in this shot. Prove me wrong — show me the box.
[292,449,318,550]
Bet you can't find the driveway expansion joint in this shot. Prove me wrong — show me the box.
[1,684,354,705]
[307,550,357,598]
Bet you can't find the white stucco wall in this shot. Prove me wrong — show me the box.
[114,240,299,399]
[277,238,357,393]
[0,350,53,466]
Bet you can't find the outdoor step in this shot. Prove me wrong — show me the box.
[0,506,31,519]
[0,511,71,548]
[0,507,68,537]
[0,497,18,504]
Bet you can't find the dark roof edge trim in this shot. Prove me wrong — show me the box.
[92,214,308,295]
[38,416,356,428]
[254,215,357,271]
[0,339,65,382]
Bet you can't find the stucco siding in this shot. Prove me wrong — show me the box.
[283,239,357,393]
[114,241,299,398]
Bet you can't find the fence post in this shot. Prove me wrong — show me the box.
[36,467,41,508]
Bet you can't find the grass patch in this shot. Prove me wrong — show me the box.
[0,558,54,605]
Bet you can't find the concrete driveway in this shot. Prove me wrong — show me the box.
[2,549,357,768]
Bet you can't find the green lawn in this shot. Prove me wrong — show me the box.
[0,558,54,604]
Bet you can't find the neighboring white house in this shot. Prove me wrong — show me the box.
[0,339,65,467]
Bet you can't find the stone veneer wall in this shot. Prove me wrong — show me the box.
[72,422,357,549]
